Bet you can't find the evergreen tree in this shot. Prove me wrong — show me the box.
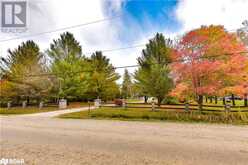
[47,32,89,100]
[134,33,174,106]
[86,51,120,100]
[121,69,133,99]
[0,40,51,103]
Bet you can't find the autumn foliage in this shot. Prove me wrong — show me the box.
[171,25,248,104]
[1,25,248,107]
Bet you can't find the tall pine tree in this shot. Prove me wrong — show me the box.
[47,32,89,100]
[134,33,174,106]
[0,40,51,103]
[86,51,120,100]
[121,69,133,99]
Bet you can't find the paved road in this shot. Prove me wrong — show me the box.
[0,108,248,165]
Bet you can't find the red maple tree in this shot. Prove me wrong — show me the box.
[172,25,247,108]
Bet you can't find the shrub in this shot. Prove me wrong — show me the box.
[162,96,179,105]
[114,99,123,106]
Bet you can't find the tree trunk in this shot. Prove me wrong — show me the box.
[210,96,213,103]
[144,96,148,104]
[16,96,21,105]
[205,96,208,103]
[27,96,30,105]
[231,94,236,106]
[157,97,162,107]
[244,94,248,107]
[36,97,40,105]
[65,96,69,106]
[215,96,218,104]
[198,95,203,112]
[222,97,226,105]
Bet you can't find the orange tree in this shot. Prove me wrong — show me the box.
[172,25,247,110]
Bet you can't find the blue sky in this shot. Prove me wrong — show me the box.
[1,0,248,76]
[103,0,181,42]
[121,0,181,30]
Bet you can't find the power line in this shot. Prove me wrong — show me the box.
[84,44,146,55]
[0,20,243,56]
[3,50,248,79]
[114,64,139,69]
[85,44,146,55]
[80,28,245,55]
[0,15,121,43]
[96,27,248,55]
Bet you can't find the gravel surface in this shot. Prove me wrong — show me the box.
[0,107,248,165]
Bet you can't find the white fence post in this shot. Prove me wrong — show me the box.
[22,101,27,108]
[94,99,101,108]
[59,99,67,109]
[7,102,11,109]
[39,101,44,109]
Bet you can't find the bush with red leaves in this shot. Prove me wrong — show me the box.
[114,99,123,106]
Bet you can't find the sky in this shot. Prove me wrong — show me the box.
[0,0,248,77]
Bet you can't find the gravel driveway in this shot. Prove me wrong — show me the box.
[0,107,248,165]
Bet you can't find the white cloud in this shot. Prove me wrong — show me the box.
[1,0,247,78]
[176,0,248,32]
[0,0,127,67]
[104,0,125,14]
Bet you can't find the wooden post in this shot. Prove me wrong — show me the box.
[151,98,155,111]
[215,96,218,104]
[231,94,236,106]
[198,95,203,112]
[222,97,226,105]
[225,103,231,120]
[88,101,91,115]
[244,94,248,107]
[185,102,189,112]
[144,96,148,104]
[210,96,213,103]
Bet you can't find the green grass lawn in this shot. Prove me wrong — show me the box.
[202,100,245,106]
[67,102,94,108]
[126,103,248,111]
[0,101,94,115]
[126,99,144,103]
[0,106,59,115]
[59,107,248,124]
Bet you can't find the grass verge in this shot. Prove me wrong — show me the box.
[59,107,248,125]
[0,106,59,115]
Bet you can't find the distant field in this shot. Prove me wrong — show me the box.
[59,107,248,124]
